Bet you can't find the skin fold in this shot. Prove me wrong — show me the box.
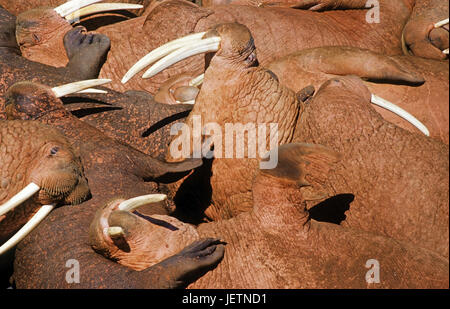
[167,24,449,258]
[0,120,90,246]
[1,82,223,288]
[14,0,412,94]
[266,46,449,144]
[88,143,449,288]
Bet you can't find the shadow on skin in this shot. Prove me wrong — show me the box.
[71,106,123,118]
[308,194,354,225]
[173,158,214,224]
[142,110,191,138]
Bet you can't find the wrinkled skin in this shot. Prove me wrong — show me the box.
[204,0,449,60]
[200,0,388,9]
[0,5,111,97]
[0,120,90,246]
[167,24,449,258]
[89,143,449,288]
[0,9,191,159]
[402,0,449,60]
[15,0,412,94]
[1,82,223,288]
[266,46,449,144]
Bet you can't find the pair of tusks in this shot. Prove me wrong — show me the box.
[0,183,53,255]
[52,78,111,97]
[0,79,112,255]
[122,32,430,136]
[54,0,143,24]
[105,194,167,239]
[434,18,449,55]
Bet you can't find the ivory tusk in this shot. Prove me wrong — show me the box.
[55,0,103,17]
[189,73,204,87]
[434,18,449,28]
[0,183,40,217]
[51,79,111,98]
[121,32,208,84]
[371,94,430,136]
[118,194,167,212]
[107,226,125,239]
[175,99,196,105]
[65,3,143,23]
[142,37,221,79]
[443,48,449,55]
[76,88,108,94]
[0,205,54,255]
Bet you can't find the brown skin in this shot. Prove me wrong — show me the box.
[0,120,90,245]
[15,0,412,94]
[0,10,190,159]
[167,24,449,258]
[89,143,449,288]
[0,5,111,100]
[266,46,449,144]
[402,0,449,60]
[203,0,449,60]
[2,82,223,288]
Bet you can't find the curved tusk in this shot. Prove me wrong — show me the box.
[443,48,449,55]
[107,226,125,239]
[65,3,143,23]
[76,88,108,94]
[142,37,221,79]
[371,94,430,136]
[176,99,196,105]
[121,32,208,84]
[0,204,54,255]
[52,79,111,98]
[189,73,205,87]
[55,0,103,17]
[434,18,449,28]
[118,194,167,212]
[0,183,40,217]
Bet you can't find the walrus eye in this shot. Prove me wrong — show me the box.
[244,51,257,66]
[32,33,40,44]
[50,147,59,155]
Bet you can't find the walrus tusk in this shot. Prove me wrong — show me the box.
[121,32,209,84]
[76,88,108,94]
[0,183,40,217]
[142,37,221,79]
[176,99,196,105]
[54,0,103,17]
[434,18,449,29]
[65,3,144,23]
[117,194,167,212]
[52,79,111,97]
[107,226,125,239]
[189,73,205,87]
[371,94,430,136]
[0,204,54,255]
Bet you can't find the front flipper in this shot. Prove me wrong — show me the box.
[280,46,425,85]
[260,143,341,201]
[64,26,110,79]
